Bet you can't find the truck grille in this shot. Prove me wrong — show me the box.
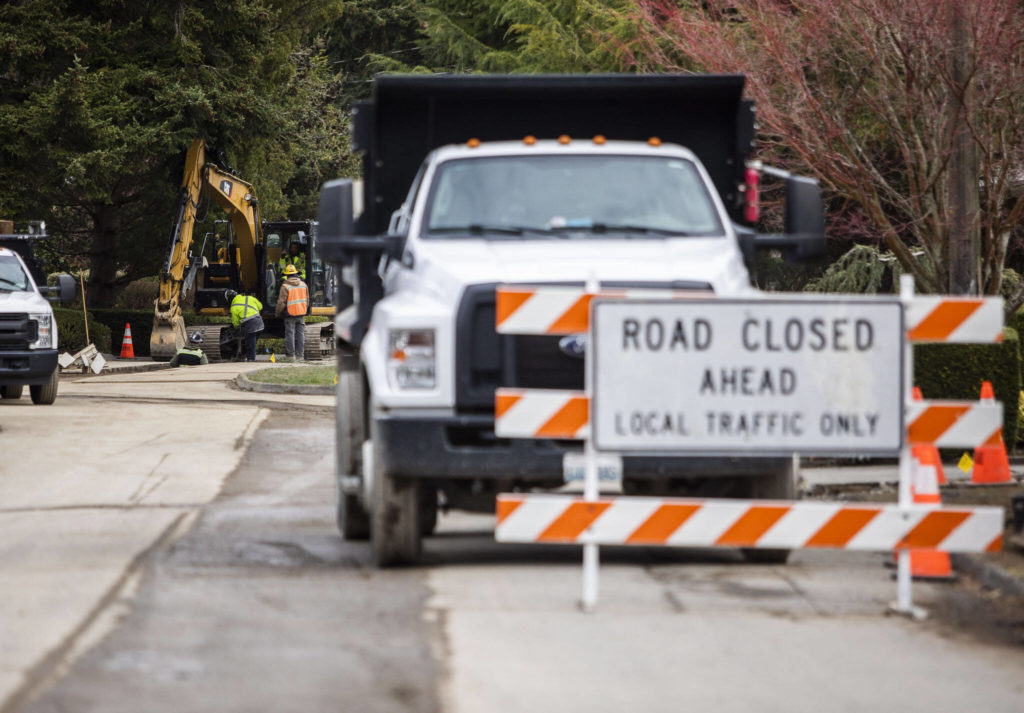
[454,281,713,413]
[0,313,35,351]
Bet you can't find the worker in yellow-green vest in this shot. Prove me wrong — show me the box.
[278,241,306,280]
[225,290,264,362]
[169,330,209,367]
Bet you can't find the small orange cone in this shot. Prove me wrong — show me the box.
[906,447,954,579]
[120,322,135,359]
[911,387,946,484]
[971,381,1011,484]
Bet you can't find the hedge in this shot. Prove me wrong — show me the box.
[914,327,1021,447]
[53,307,112,355]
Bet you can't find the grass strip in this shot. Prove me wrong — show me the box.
[246,366,335,385]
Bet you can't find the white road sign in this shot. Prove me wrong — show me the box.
[591,298,904,455]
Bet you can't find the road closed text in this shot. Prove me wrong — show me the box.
[594,300,903,454]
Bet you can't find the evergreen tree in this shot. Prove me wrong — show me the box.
[367,0,638,74]
[0,0,349,305]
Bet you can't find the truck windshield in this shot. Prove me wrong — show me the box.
[424,154,723,238]
[0,255,31,291]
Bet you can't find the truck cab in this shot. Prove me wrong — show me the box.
[317,74,825,565]
[0,240,71,404]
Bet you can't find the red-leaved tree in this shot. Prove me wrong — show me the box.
[625,0,1024,299]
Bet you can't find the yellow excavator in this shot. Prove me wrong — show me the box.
[151,139,336,361]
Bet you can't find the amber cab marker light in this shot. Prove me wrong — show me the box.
[592,135,607,145]
[467,138,481,148]
[648,136,662,147]
[523,135,537,146]
[557,134,572,145]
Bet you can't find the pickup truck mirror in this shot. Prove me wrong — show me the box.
[748,175,826,262]
[43,273,75,304]
[384,233,407,261]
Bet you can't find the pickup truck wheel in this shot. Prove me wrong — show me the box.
[1,385,23,399]
[29,370,59,405]
[419,486,438,536]
[336,369,369,540]
[370,427,421,567]
[741,460,796,565]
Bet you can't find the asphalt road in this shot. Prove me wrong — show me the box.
[2,365,1022,712]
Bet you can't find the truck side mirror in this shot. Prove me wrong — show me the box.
[384,233,407,261]
[749,174,826,262]
[316,179,355,264]
[783,176,825,259]
[44,273,75,304]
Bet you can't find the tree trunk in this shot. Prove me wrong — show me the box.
[87,204,121,308]
[946,4,980,296]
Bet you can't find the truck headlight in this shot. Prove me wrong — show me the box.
[388,329,435,389]
[30,313,52,349]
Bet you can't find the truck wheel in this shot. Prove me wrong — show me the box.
[336,369,370,540]
[1,385,23,399]
[419,486,438,536]
[741,460,795,565]
[29,370,59,405]
[370,422,421,566]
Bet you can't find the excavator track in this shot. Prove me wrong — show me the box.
[186,324,239,363]
[303,321,335,361]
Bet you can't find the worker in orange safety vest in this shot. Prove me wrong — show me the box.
[275,264,308,361]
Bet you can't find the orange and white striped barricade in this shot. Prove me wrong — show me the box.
[492,280,1005,616]
[496,495,1004,553]
[495,388,589,440]
[905,296,1004,344]
[496,286,710,335]
[905,400,1003,448]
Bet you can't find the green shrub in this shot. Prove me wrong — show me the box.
[54,307,112,355]
[914,327,1021,448]
[114,276,160,310]
[182,312,232,325]
[258,337,286,354]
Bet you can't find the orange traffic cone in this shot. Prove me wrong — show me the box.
[120,322,135,359]
[971,381,1011,484]
[907,448,954,579]
[912,387,946,484]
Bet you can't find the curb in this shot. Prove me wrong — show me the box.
[60,360,171,378]
[234,371,334,396]
[952,553,1024,598]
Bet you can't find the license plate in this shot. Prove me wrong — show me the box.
[563,452,623,485]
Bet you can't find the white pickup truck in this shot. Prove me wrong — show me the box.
[317,74,825,565]
[0,222,75,404]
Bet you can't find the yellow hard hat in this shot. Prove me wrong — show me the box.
[283,264,298,276]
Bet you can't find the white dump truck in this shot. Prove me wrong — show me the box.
[316,74,825,565]
[0,221,75,404]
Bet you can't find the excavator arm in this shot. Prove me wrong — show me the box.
[150,139,262,360]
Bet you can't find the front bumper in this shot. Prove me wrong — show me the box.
[0,349,57,385]
[374,411,789,483]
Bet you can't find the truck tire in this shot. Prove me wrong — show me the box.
[336,368,370,540]
[419,486,438,536]
[370,421,421,566]
[30,370,59,405]
[740,460,796,564]
[1,385,23,399]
